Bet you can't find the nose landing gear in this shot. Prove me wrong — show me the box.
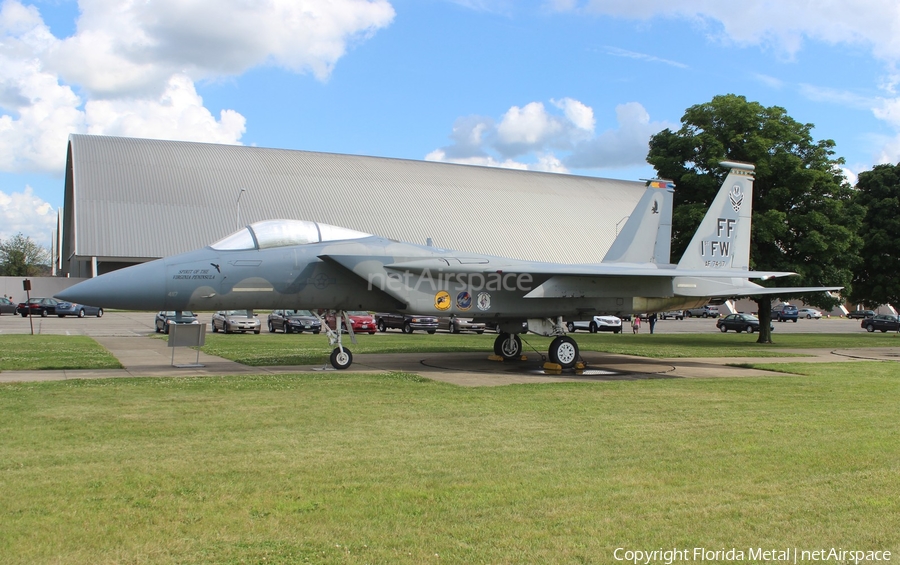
[315,310,358,369]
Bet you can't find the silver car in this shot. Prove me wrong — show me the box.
[438,316,486,334]
[211,310,261,334]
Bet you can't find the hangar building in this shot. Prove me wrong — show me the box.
[59,134,648,278]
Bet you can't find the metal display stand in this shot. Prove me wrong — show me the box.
[167,323,207,367]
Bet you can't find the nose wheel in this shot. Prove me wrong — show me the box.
[315,310,358,369]
[330,347,353,370]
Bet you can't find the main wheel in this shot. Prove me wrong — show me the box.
[330,347,353,370]
[548,336,579,368]
[493,333,522,360]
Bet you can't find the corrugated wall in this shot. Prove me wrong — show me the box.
[66,135,646,265]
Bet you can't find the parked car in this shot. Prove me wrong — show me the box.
[566,315,622,334]
[716,313,773,334]
[658,310,684,320]
[267,309,321,334]
[0,296,17,315]
[376,313,438,334]
[438,316,485,334]
[17,297,59,317]
[155,311,199,333]
[771,304,799,322]
[796,308,822,319]
[686,305,720,318]
[324,311,377,334]
[55,301,104,318]
[847,309,875,319]
[212,310,261,334]
[861,314,900,333]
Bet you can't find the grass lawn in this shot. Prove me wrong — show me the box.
[1,361,899,564]
[0,335,122,371]
[195,331,900,366]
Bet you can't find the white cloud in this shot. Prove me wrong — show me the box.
[47,0,396,98]
[427,98,668,173]
[0,0,394,174]
[557,0,900,62]
[0,185,56,245]
[566,101,672,169]
[84,74,246,144]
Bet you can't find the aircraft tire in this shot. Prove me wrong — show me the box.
[330,347,353,370]
[494,333,522,360]
[549,336,579,368]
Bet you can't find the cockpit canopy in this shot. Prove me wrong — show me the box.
[211,219,372,251]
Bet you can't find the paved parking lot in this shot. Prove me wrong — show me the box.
[2,311,897,385]
[0,310,874,336]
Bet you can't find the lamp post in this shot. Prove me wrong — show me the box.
[236,188,247,229]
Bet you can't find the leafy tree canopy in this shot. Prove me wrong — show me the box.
[0,233,51,277]
[647,94,863,342]
[849,163,900,308]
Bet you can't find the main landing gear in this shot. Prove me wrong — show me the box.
[494,317,581,369]
[315,310,357,370]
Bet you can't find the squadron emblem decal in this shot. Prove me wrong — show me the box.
[456,291,472,311]
[435,290,451,311]
[730,184,744,212]
[476,292,491,311]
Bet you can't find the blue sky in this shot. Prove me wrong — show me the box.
[2,0,900,248]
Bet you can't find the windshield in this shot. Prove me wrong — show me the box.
[211,219,371,250]
[289,310,314,316]
[223,310,253,317]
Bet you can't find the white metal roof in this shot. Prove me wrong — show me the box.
[63,134,646,265]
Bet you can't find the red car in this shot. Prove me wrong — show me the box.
[323,310,377,334]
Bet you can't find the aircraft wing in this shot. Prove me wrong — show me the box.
[381,257,795,280]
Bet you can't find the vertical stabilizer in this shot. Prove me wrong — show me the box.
[677,161,755,271]
[603,180,674,264]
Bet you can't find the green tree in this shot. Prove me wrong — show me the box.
[0,233,51,277]
[849,163,900,308]
[648,94,863,343]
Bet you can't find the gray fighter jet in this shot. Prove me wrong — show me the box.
[56,161,839,369]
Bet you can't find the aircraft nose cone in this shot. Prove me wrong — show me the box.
[55,259,169,310]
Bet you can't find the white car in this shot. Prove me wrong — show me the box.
[797,308,822,319]
[566,315,622,334]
